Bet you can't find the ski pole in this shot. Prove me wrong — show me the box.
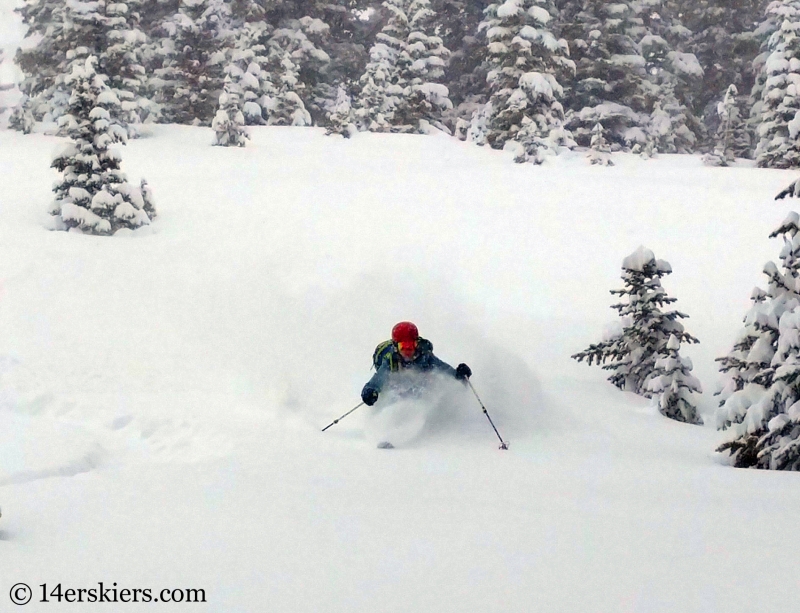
[321,402,365,432]
[467,380,509,450]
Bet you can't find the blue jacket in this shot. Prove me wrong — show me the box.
[363,338,458,395]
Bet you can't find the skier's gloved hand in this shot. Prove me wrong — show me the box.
[456,363,472,380]
[362,387,379,406]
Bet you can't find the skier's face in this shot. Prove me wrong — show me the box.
[397,340,417,360]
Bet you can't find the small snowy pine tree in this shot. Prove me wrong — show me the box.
[703,84,747,166]
[354,33,399,132]
[648,334,704,424]
[587,122,613,166]
[572,246,699,397]
[326,83,355,137]
[212,68,249,147]
[50,56,155,235]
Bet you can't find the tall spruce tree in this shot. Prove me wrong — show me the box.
[228,21,278,125]
[476,0,575,163]
[432,0,491,124]
[261,0,373,125]
[150,0,233,126]
[560,0,651,149]
[50,56,155,235]
[262,17,329,125]
[755,0,800,168]
[675,0,764,129]
[100,0,150,132]
[572,246,699,398]
[354,31,399,131]
[13,0,82,128]
[355,0,452,133]
[717,212,800,468]
[13,0,151,133]
[748,1,781,134]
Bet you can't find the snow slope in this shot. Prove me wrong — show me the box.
[1,125,799,612]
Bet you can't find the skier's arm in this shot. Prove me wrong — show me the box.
[428,353,458,378]
[362,360,390,404]
[429,353,472,381]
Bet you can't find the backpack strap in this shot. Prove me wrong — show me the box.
[372,340,397,371]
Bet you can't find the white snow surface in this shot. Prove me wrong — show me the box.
[1,126,800,612]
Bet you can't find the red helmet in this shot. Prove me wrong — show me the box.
[392,321,419,343]
[392,322,419,359]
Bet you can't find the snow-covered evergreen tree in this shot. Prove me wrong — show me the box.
[150,0,232,126]
[99,0,150,133]
[326,83,356,136]
[466,100,490,143]
[715,287,768,413]
[13,0,151,133]
[354,20,400,132]
[13,0,86,129]
[648,334,704,424]
[397,0,453,132]
[749,0,783,141]
[212,68,249,146]
[703,84,749,166]
[717,212,800,468]
[637,1,705,153]
[752,309,800,469]
[572,246,699,397]
[560,0,650,149]
[755,0,800,168]
[261,18,328,126]
[265,46,313,125]
[587,122,613,165]
[355,0,453,133]
[241,58,273,125]
[434,0,491,127]
[480,0,576,160]
[476,0,575,162]
[50,56,155,235]
[262,1,371,126]
[227,24,278,125]
[676,0,764,118]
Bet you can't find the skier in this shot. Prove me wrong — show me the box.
[361,321,472,408]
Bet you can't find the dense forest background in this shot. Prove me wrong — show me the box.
[3,1,797,167]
